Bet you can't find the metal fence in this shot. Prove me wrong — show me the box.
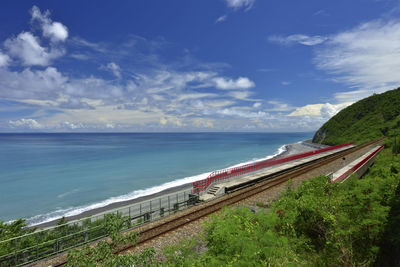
[0,188,197,266]
[193,142,354,193]
[331,145,384,183]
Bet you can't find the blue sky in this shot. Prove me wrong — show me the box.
[1,0,400,132]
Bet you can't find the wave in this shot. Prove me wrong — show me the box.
[229,144,287,168]
[25,144,288,226]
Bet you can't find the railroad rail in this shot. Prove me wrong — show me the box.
[45,138,384,266]
[193,142,353,193]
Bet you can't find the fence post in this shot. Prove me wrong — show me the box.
[168,196,170,215]
[150,201,152,220]
[159,198,162,217]
[36,233,39,260]
[14,238,17,266]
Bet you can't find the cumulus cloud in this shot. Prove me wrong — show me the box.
[214,76,255,90]
[30,5,68,42]
[225,0,255,11]
[59,121,85,129]
[269,34,327,46]
[4,32,64,66]
[0,51,10,67]
[0,67,66,100]
[287,104,324,117]
[9,118,42,129]
[315,19,400,102]
[4,6,67,66]
[288,102,351,118]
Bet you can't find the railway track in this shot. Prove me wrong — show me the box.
[49,138,383,266]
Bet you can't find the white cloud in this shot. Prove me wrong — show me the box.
[106,62,121,79]
[265,100,295,112]
[70,53,90,60]
[0,67,67,100]
[228,91,253,100]
[70,37,107,53]
[191,118,214,128]
[4,32,65,66]
[0,51,10,67]
[281,81,291,85]
[216,15,228,23]
[253,102,261,108]
[216,108,270,120]
[58,121,86,129]
[214,76,255,90]
[225,0,255,11]
[9,118,42,129]
[315,19,400,102]
[3,6,67,67]
[65,76,124,100]
[333,89,388,103]
[30,6,68,42]
[177,93,217,101]
[269,34,327,46]
[288,102,352,118]
[43,22,68,42]
[287,104,325,117]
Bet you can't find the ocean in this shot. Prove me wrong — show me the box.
[0,132,312,225]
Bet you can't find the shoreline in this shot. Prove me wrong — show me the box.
[31,139,325,229]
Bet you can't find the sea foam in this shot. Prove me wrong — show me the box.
[25,144,288,226]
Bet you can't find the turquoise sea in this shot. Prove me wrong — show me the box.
[0,132,312,225]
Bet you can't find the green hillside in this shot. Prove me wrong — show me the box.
[313,87,400,145]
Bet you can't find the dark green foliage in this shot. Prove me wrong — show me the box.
[66,213,156,267]
[163,238,203,266]
[0,213,134,266]
[374,177,400,266]
[0,219,34,241]
[313,87,400,145]
[66,214,157,266]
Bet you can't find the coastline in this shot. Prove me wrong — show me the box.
[31,139,325,229]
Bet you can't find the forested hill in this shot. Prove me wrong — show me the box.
[313,87,400,145]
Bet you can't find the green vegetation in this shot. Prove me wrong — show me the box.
[313,87,400,145]
[66,213,156,267]
[162,147,400,266]
[0,214,132,266]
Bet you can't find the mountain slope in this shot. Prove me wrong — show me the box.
[313,87,400,145]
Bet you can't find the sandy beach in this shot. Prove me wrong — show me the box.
[32,139,326,229]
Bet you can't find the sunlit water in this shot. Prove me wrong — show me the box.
[0,132,312,225]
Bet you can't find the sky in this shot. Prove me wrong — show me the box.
[1,0,400,132]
